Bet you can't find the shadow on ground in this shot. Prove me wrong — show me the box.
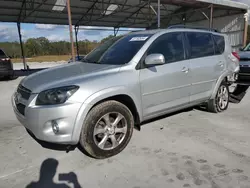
[26,158,82,188]
[0,76,18,82]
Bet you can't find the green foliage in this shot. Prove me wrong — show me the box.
[0,35,113,58]
[100,35,114,44]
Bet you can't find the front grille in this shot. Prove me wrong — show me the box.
[240,67,250,74]
[16,103,25,116]
[17,85,31,100]
[240,58,250,61]
[15,85,32,116]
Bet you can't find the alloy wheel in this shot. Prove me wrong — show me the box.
[93,112,128,150]
[217,85,229,110]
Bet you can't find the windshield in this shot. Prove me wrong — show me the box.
[83,34,152,65]
[0,50,7,58]
[243,43,250,51]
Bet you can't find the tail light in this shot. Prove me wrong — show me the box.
[232,52,240,62]
[1,58,10,61]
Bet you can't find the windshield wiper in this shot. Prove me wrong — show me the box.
[82,58,98,64]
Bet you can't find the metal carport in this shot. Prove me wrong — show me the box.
[0,0,249,70]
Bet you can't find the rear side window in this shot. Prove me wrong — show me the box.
[147,32,184,64]
[213,35,225,54]
[186,32,214,59]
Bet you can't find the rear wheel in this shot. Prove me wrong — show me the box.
[207,82,229,113]
[80,100,134,159]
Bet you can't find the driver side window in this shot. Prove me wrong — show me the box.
[147,32,185,64]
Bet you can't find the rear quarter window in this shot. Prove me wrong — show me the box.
[213,35,225,54]
[186,32,215,59]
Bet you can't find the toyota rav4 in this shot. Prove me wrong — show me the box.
[12,28,239,159]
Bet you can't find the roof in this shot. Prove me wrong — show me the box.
[0,0,248,28]
[129,26,225,35]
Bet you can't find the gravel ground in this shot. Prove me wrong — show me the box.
[1,63,250,188]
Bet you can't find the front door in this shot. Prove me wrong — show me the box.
[139,32,191,119]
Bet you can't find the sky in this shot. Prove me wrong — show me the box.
[0,0,249,43]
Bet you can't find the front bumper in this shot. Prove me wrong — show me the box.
[238,66,250,83]
[12,93,90,145]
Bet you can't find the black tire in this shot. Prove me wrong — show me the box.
[207,81,229,113]
[80,100,134,159]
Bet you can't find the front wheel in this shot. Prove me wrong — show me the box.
[207,82,229,113]
[80,100,134,159]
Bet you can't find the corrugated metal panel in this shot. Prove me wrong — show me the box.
[186,14,245,50]
[0,0,248,28]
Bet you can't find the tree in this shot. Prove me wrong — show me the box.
[0,35,115,58]
[101,35,114,43]
[37,37,51,55]
[25,38,42,57]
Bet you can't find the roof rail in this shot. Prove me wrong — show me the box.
[167,25,220,33]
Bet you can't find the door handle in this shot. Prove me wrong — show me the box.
[218,61,224,67]
[181,67,189,73]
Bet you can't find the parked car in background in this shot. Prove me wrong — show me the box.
[68,55,85,63]
[0,49,14,79]
[238,43,250,82]
[12,27,239,159]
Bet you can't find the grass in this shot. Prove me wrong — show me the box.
[12,55,71,63]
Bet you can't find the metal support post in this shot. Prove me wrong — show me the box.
[209,4,214,29]
[67,0,75,62]
[74,25,80,58]
[17,22,27,70]
[113,27,119,36]
[243,11,249,47]
[157,0,160,28]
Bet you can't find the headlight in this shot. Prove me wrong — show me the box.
[36,85,79,105]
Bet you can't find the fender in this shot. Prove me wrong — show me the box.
[84,86,142,120]
[210,70,231,99]
[71,86,143,143]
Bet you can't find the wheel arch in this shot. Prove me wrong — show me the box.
[88,94,141,127]
[210,71,229,99]
[71,87,142,143]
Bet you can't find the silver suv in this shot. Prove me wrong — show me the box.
[12,28,239,159]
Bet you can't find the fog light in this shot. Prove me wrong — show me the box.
[52,120,59,134]
[234,73,238,81]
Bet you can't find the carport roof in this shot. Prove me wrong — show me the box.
[0,0,249,28]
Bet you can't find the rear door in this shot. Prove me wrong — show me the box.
[185,32,223,102]
[213,34,227,74]
[139,32,191,119]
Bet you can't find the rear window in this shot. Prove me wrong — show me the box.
[213,35,225,54]
[186,32,214,59]
[0,50,7,58]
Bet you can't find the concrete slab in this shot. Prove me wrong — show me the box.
[1,67,250,188]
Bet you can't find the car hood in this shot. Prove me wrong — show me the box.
[239,51,250,60]
[20,62,120,93]
[239,51,250,66]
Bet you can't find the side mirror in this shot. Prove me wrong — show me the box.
[145,54,165,66]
